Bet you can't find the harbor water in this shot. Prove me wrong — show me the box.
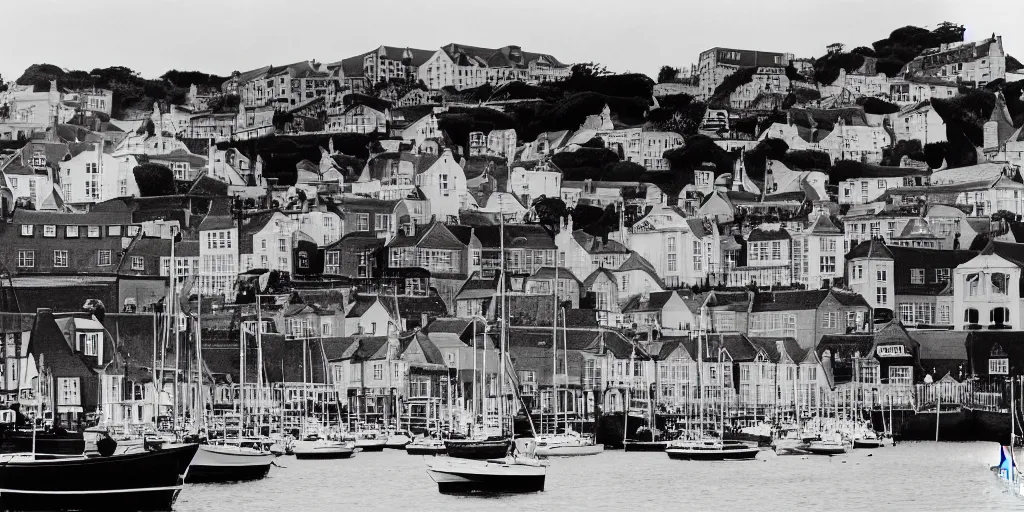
[176,442,1020,511]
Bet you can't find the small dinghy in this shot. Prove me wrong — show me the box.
[665,439,760,461]
[292,439,356,460]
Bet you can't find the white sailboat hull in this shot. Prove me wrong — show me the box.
[426,458,546,493]
[292,441,356,460]
[185,445,274,483]
[535,443,604,457]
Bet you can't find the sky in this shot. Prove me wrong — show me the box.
[2,0,1022,83]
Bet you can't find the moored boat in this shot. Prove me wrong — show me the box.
[665,439,760,461]
[352,431,387,452]
[406,438,446,456]
[384,430,412,449]
[184,444,275,483]
[292,439,356,460]
[426,438,547,493]
[623,440,668,452]
[802,440,848,455]
[0,443,198,511]
[443,437,511,460]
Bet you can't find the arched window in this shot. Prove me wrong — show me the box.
[966,273,981,296]
[990,307,1011,328]
[991,273,1008,295]
[964,308,980,325]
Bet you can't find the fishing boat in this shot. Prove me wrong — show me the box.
[665,439,760,461]
[292,438,356,460]
[427,438,547,493]
[184,443,275,483]
[406,437,446,455]
[0,443,198,511]
[443,437,511,460]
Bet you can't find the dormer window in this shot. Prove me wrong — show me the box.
[78,332,102,363]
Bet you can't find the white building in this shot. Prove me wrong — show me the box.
[413,149,473,223]
[953,241,1022,330]
[419,43,570,91]
[625,205,720,288]
[508,165,562,207]
[61,145,141,205]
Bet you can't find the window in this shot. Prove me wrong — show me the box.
[98,250,112,266]
[876,268,887,281]
[667,237,677,272]
[990,358,1009,375]
[938,304,951,324]
[373,363,383,380]
[278,238,287,253]
[964,308,980,324]
[17,251,34,268]
[108,226,122,236]
[374,214,391,232]
[321,321,332,336]
[43,225,56,237]
[771,241,781,260]
[66,226,79,238]
[853,264,863,281]
[87,226,100,238]
[991,273,1008,295]
[357,214,369,231]
[472,250,481,267]
[620,274,629,290]
[693,240,702,271]
[910,268,925,284]
[876,287,887,305]
[888,366,912,385]
[990,307,1011,326]
[819,256,835,274]
[439,173,449,196]
[966,273,980,296]
[20,225,33,236]
[57,377,80,406]
[54,250,68,268]
[821,311,839,328]
[899,304,914,324]
[369,322,377,335]
[78,332,100,357]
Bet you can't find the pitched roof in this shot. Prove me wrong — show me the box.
[527,267,581,284]
[614,252,666,288]
[582,268,617,290]
[846,239,895,260]
[809,214,842,234]
[746,337,807,364]
[748,227,791,242]
[388,220,468,250]
[980,240,1024,268]
[441,43,567,70]
[238,211,279,255]
[621,291,677,313]
[572,230,630,254]
[752,289,830,312]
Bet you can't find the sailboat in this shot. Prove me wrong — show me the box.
[666,306,758,461]
[535,306,603,458]
[427,343,548,493]
[444,217,512,460]
[185,287,275,483]
[292,335,357,460]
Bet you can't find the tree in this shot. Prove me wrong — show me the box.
[882,139,925,166]
[657,66,680,84]
[0,73,6,93]
[568,62,609,82]
[531,196,569,231]
[133,164,176,197]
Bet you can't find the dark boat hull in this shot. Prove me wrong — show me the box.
[623,441,668,452]
[870,407,1010,444]
[185,462,271,483]
[666,448,759,461]
[293,450,354,460]
[443,439,510,460]
[0,443,198,511]
[0,431,85,455]
[853,439,883,449]
[406,446,446,456]
[436,475,545,494]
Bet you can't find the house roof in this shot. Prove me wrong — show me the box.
[388,220,469,250]
[746,337,807,364]
[582,268,617,290]
[614,252,666,289]
[846,239,895,260]
[621,291,677,313]
[980,240,1024,268]
[572,230,630,254]
[911,330,968,361]
[752,289,867,313]
[12,209,132,226]
[527,267,581,284]
[238,211,279,255]
[441,43,567,70]
[748,227,791,242]
[809,214,842,234]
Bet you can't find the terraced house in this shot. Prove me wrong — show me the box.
[418,43,570,90]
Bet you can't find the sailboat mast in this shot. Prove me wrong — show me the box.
[561,307,569,434]
[256,295,263,432]
[698,306,704,433]
[196,291,204,432]
[499,211,506,435]
[551,265,558,435]
[170,238,178,432]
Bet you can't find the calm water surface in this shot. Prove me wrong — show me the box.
[176,442,1023,511]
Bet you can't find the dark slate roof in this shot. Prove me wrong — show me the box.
[441,43,567,70]
[846,239,895,260]
[747,227,791,242]
[325,231,384,252]
[886,246,978,295]
[621,291,677,313]
[752,290,829,312]
[528,267,581,284]
[809,214,842,234]
[615,252,666,288]
[981,240,1024,268]
[346,296,383,318]
[397,295,448,317]
[572,230,630,254]
[388,220,468,250]
[912,330,968,361]
[198,197,235,231]
[563,309,598,328]
[12,209,131,226]
[582,268,617,290]
[238,211,279,255]
[747,337,807,364]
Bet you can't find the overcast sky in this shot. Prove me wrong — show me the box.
[3,0,1022,82]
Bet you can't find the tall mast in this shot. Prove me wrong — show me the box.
[171,236,178,432]
[698,306,704,434]
[561,307,569,434]
[196,291,204,432]
[256,295,263,432]
[551,265,558,434]
[239,310,245,436]
[499,209,506,435]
